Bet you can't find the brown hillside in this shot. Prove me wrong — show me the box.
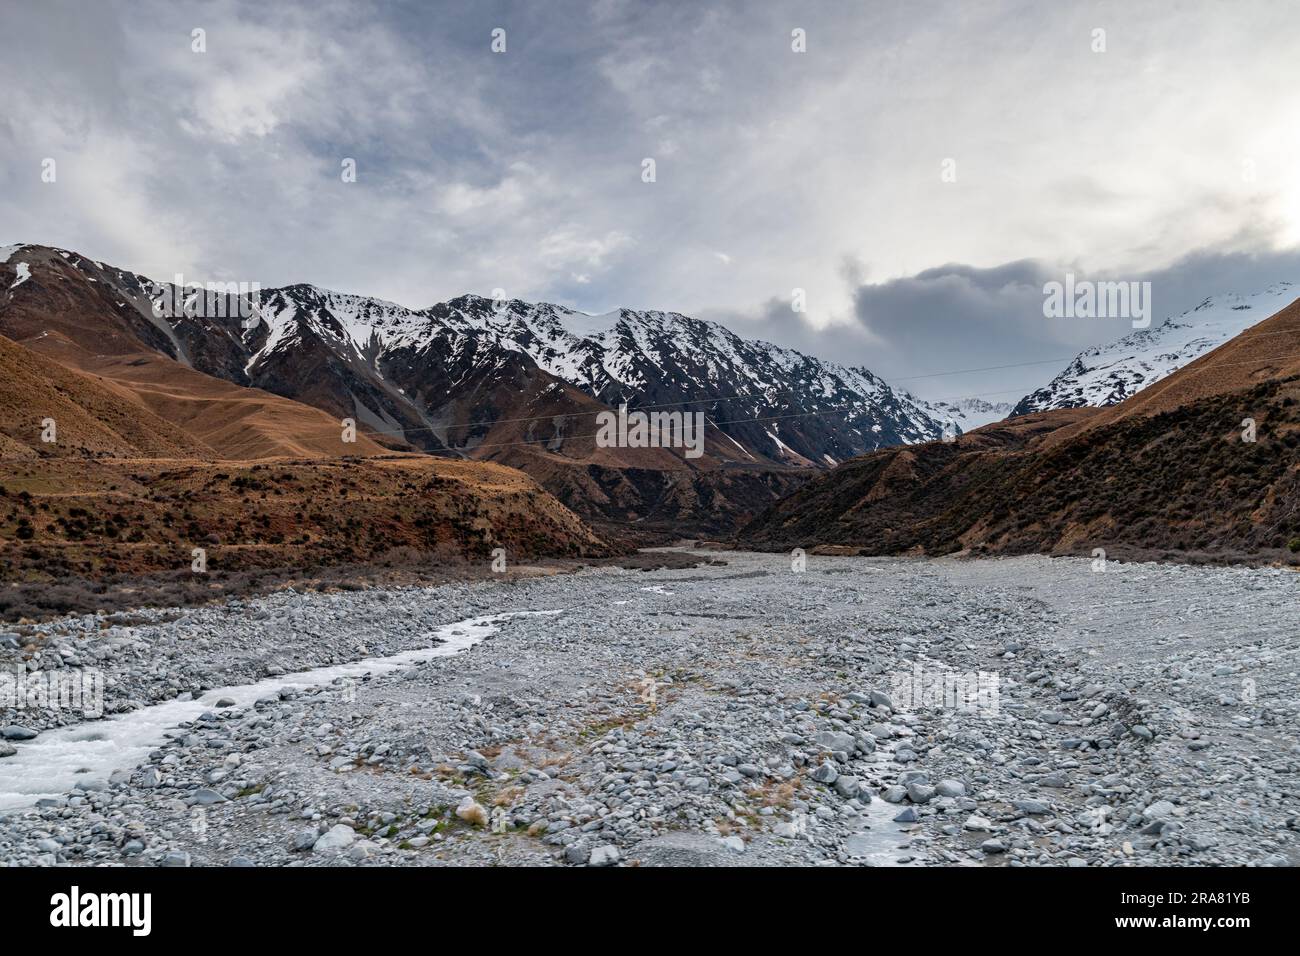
[0,334,214,459]
[742,296,1300,564]
[739,375,1300,565]
[1,249,390,459]
[60,345,392,460]
[0,454,610,592]
[1042,295,1300,449]
[496,444,811,537]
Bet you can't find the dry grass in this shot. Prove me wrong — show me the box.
[491,786,524,807]
[0,454,611,618]
[754,779,799,810]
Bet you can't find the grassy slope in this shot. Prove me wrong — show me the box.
[0,455,613,594]
[740,381,1300,565]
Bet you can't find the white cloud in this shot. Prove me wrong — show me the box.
[2,0,1299,366]
[538,228,632,271]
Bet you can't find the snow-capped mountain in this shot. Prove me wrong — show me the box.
[1013,283,1299,415]
[148,280,948,466]
[453,296,944,463]
[914,396,1015,431]
[0,244,947,469]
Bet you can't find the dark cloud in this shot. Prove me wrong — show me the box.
[3,0,1300,409]
[711,245,1300,405]
[857,247,1300,401]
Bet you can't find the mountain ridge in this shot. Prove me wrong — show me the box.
[739,292,1300,563]
[1,242,954,534]
[1,243,950,467]
[1013,283,1298,416]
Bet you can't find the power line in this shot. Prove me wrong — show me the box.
[889,357,1073,382]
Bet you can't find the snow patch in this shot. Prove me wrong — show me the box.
[1017,283,1299,412]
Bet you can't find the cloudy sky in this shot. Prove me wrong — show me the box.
[4,0,1300,400]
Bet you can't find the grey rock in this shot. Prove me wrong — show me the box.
[810,761,839,784]
[717,835,745,853]
[1142,800,1177,823]
[1013,798,1052,815]
[589,844,620,866]
[935,779,966,798]
[313,824,357,853]
[833,776,862,799]
[906,782,936,804]
[348,841,377,861]
[813,731,856,753]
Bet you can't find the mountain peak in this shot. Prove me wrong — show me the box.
[1015,282,1300,415]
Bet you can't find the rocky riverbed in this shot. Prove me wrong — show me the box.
[1,550,1296,867]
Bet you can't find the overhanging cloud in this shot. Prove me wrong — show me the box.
[4,0,1300,407]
